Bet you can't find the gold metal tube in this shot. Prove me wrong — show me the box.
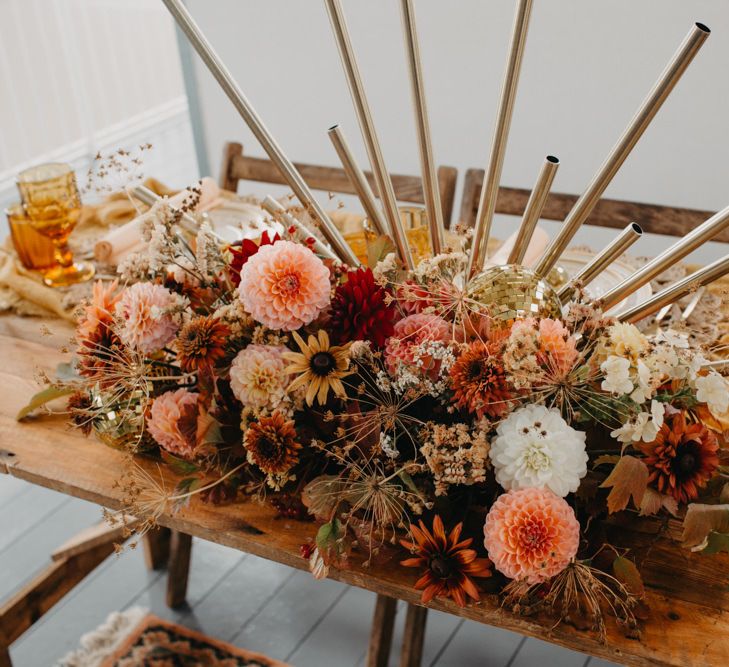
[161,0,359,267]
[702,359,729,372]
[533,22,710,278]
[399,0,445,255]
[557,222,642,300]
[599,202,729,310]
[324,0,414,269]
[130,184,202,237]
[508,155,559,265]
[466,0,533,279]
[617,253,729,323]
[327,125,388,237]
[261,196,338,262]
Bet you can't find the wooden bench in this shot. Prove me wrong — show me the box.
[0,315,727,666]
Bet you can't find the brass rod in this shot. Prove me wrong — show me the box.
[327,125,388,237]
[466,0,533,279]
[160,0,358,266]
[616,253,729,323]
[557,222,642,300]
[399,0,445,254]
[533,22,710,278]
[508,155,559,265]
[130,184,203,237]
[261,196,338,262]
[324,0,414,269]
[599,202,729,311]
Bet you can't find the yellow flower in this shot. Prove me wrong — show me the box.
[283,330,352,406]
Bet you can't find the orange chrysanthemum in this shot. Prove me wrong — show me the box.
[244,411,302,475]
[400,515,492,607]
[638,412,719,504]
[175,315,230,373]
[450,337,512,418]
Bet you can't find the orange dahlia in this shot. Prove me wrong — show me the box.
[400,515,492,607]
[175,315,230,373]
[450,338,512,418]
[483,488,580,584]
[244,411,302,475]
[638,412,719,504]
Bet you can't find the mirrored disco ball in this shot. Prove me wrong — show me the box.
[465,264,562,322]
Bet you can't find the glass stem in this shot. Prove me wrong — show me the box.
[53,239,73,268]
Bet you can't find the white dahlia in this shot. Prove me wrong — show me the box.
[489,404,587,497]
[229,344,289,409]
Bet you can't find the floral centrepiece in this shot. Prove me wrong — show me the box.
[25,192,729,636]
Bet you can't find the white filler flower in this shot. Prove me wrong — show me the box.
[490,404,588,497]
[695,371,729,416]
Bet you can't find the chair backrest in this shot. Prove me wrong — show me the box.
[220,141,459,228]
[458,167,723,241]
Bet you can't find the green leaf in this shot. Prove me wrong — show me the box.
[702,531,729,555]
[161,451,200,475]
[612,556,645,597]
[16,385,76,421]
[55,362,79,382]
[366,234,396,269]
[316,518,342,553]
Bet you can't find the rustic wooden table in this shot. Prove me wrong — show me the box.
[0,314,727,667]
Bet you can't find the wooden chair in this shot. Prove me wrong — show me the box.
[458,167,721,238]
[220,141,459,228]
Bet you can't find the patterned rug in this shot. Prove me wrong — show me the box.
[57,608,289,667]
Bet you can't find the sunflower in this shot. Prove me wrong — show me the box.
[284,330,352,406]
[638,411,719,504]
[400,515,492,607]
[244,411,302,475]
[449,338,512,418]
[175,315,230,373]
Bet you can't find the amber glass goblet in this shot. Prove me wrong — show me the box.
[16,163,94,287]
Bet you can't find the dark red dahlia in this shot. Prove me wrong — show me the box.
[227,231,281,286]
[330,267,396,348]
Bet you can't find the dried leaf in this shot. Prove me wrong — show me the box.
[16,385,76,421]
[366,234,396,269]
[682,503,729,547]
[703,531,729,555]
[599,455,649,513]
[593,454,620,468]
[612,556,645,598]
[639,487,679,517]
[302,475,347,520]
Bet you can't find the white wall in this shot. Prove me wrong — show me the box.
[0,0,199,208]
[185,0,729,264]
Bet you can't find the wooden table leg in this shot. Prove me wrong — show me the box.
[166,531,192,608]
[399,604,428,667]
[142,526,171,571]
[366,594,397,667]
[0,646,11,667]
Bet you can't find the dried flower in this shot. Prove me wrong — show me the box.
[175,315,229,373]
[490,404,587,496]
[329,267,396,348]
[638,412,719,504]
[244,411,301,475]
[284,330,352,406]
[229,344,289,409]
[115,282,180,354]
[147,388,201,459]
[483,487,580,583]
[238,240,330,331]
[695,371,729,416]
[449,338,512,419]
[401,515,492,607]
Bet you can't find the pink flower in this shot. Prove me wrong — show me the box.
[229,344,289,409]
[147,388,201,459]
[384,313,451,378]
[238,240,330,331]
[115,283,179,354]
[483,487,580,583]
[77,279,119,339]
[538,318,579,377]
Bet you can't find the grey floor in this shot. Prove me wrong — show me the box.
[0,477,621,667]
